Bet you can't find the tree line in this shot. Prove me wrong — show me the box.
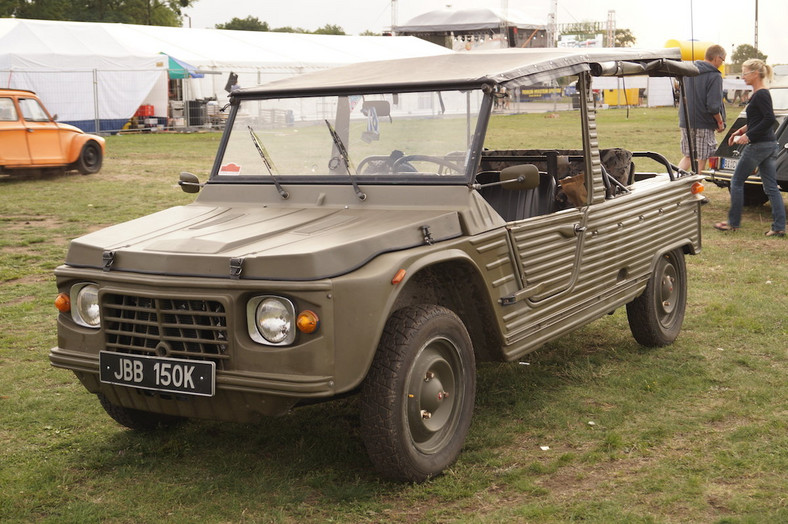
[215,16,366,35]
[1,0,194,26]
[1,2,359,34]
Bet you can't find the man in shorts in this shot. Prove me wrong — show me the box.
[678,44,727,173]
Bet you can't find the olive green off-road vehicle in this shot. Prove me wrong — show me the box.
[52,48,705,482]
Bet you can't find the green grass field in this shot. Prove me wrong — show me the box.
[1,107,786,523]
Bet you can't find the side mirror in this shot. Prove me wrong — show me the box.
[52,114,58,121]
[179,171,202,193]
[361,100,391,118]
[501,164,540,190]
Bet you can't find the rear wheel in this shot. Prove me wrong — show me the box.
[733,184,769,207]
[98,393,184,430]
[626,248,687,347]
[76,141,103,174]
[361,305,476,482]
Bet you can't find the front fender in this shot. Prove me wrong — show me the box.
[63,130,105,164]
[329,244,485,393]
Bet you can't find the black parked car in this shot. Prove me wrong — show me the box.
[704,84,788,205]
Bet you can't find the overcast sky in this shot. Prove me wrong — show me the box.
[184,0,786,65]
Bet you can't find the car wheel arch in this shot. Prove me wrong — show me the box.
[389,255,504,362]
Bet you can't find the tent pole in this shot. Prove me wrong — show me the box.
[92,69,100,133]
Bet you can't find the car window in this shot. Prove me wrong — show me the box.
[0,98,17,121]
[482,76,589,211]
[18,98,51,122]
[484,81,583,151]
[771,88,788,111]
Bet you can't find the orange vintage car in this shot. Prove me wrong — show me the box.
[0,88,105,175]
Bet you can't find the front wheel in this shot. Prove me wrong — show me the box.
[626,248,687,347]
[360,305,476,482]
[76,141,103,174]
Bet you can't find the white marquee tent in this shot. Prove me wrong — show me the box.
[0,18,450,133]
[396,7,545,33]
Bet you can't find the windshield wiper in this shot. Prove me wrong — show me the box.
[325,119,366,201]
[248,125,289,199]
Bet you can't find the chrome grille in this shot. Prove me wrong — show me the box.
[103,294,229,369]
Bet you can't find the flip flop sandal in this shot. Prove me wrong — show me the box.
[713,222,739,232]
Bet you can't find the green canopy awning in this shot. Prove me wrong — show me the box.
[161,53,204,79]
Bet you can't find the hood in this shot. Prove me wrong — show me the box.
[56,122,86,133]
[65,201,463,280]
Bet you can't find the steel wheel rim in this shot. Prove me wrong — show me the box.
[405,336,465,454]
[656,257,679,328]
[83,146,99,168]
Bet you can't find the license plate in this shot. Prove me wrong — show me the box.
[721,157,738,170]
[100,351,216,397]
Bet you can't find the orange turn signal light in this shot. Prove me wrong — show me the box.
[391,268,407,285]
[296,310,320,334]
[55,292,71,313]
[691,181,705,195]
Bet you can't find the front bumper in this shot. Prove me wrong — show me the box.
[703,168,765,188]
[52,267,339,420]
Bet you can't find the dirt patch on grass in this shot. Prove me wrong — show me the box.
[2,293,36,307]
[1,215,62,230]
[4,273,51,285]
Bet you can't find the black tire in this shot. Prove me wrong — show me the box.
[732,184,769,207]
[97,393,184,431]
[360,305,476,482]
[76,141,103,174]
[626,248,687,347]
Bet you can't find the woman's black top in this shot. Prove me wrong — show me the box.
[745,89,777,143]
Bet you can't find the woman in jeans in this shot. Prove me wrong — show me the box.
[714,59,786,237]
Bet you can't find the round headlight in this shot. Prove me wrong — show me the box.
[71,283,100,328]
[252,297,295,345]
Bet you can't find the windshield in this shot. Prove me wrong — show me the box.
[19,98,50,122]
[214,90,484,184]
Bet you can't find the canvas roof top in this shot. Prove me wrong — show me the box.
[237,47,695,99]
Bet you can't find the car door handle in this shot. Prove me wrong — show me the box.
[500,282,547,305]
[557,224,586,238]
[27,128,34,132]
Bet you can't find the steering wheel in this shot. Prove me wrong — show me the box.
[357,155,392,175]
[391,155,464,174]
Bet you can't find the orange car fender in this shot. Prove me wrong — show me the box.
[63,130,105,164]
